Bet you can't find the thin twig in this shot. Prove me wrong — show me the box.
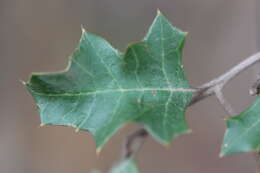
[122,52,260,160]
[214,85,236,115]
[122,128,148,159]
[190,52,260,105]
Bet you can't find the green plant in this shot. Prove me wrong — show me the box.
[24,11,260,172]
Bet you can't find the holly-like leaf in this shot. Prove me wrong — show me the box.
[25,11,193,149]
[221,96,260,156]
[108,159,139,173]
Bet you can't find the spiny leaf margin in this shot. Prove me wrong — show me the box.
[25,11,193,149]
[221,96,260,156]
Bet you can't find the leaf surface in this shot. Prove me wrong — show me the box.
[25,11,193,148]
[108,159,139,173]
[221,96,260,156]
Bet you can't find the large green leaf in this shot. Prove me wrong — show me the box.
[25,11,193,149]
[108,159,139,173]
[221,96,260,156]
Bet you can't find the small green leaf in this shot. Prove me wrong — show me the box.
[25,11,193,149]
[108,159,139,173]
[221,96,260,156]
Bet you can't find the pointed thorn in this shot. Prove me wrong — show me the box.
[81,25,86,33]
[162,142,171,147]
[184,32,189,36]
[219,152,225,158]
[20,80,27,85]
[157,8,161,15]
[96,147,102,155]
[40,123,46,127]
[187,129,192,134]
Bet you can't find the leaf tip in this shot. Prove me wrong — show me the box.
[184,32,189,36]
[40,123,46,127]
[223,117,227,121]
[219,143,230,157]
[75,128,80,133]
[157,8,161,15]
[162,142,171,147]
[96,147,102,155]
[186,129,192,134]
[81,25,87,34]
[219,151,225,158]
[20,79,27,86]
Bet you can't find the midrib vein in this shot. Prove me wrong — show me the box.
[31,88,195,97]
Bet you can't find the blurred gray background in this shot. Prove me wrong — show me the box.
[1,0,259,172]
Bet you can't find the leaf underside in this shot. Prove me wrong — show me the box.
[25,11,193,149]
[221,96,260,156]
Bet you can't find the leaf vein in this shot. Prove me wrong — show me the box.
[77,93,97,130]
[160,16,172,88]
[85,35,122,89]
[131,48,143,88]
[30,88,195,97]
[71,58,94,77]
